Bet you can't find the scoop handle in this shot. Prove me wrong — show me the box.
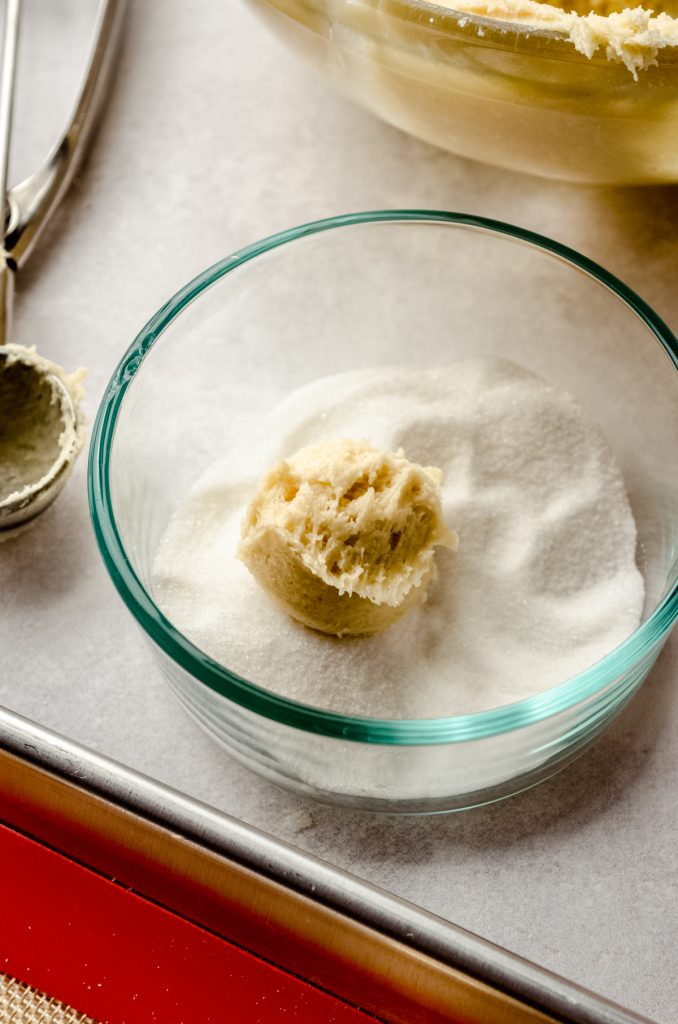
[0,0,20,345]
[3,0,126,272]
[0,0,19,228]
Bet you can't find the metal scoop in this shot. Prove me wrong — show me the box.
[0,0,124,536]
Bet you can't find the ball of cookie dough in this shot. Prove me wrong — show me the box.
[237,439,457,637]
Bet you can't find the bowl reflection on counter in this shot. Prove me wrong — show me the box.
[246,0,678,184]
[89,212,678,812]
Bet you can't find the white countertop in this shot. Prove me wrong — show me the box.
[2,2,678,1020]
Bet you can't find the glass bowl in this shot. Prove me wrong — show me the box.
[89,211,678,813]
[245,0,678,184]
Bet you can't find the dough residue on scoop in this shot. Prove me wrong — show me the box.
[0,344,87,508]
[238,439,458,637]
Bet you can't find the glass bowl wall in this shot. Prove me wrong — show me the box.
[89,212,678,812]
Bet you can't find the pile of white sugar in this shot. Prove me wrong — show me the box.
[152,358,644,719]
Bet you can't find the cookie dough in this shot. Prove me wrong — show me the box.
[238,439,457,637]
[435,0,678,75]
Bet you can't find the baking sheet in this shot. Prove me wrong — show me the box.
[0,705,657,1024]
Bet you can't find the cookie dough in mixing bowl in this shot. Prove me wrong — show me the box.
[248,0,678,181]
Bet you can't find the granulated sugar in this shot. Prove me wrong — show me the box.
[152,358,644,718]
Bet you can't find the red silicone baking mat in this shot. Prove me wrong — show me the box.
[0,821,378,1024]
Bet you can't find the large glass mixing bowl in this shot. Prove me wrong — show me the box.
[89,211,678,813]
[246,0,678,184]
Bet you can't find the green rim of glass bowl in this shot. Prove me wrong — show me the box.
[89,210,678,745]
